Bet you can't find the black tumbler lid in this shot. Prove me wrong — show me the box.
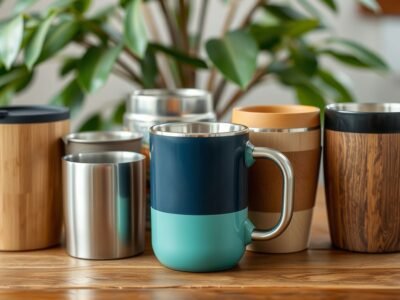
[0,105,70,124]
[325,103,400,133]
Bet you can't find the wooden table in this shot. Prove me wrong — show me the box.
[0,187,399,299]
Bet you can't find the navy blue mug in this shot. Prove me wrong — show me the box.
[150,122,294,272]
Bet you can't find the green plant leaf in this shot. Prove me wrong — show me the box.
[59,56,79,76]
[291,42,318,76]
[249,24,282,50]
[51,79,84,117]
[78,113,106,131]
[317,69,354,102]
[206,30,258,88]
[358,0,380,12]
[124,0,148,58]
[320,0,337,11]
[141,48,158,88]
[150,43,208,69]
[24,11,56,70]
[14,0,39,13]
[295,84,326,111]
[77,45,122,93]
[39,20,80,61]
[263,4,305,21]
[111,101,125,124]
[325,38,388,70]
[0,65,33,104]
[74,0,92,13]
[0,15,24,69]
[284,19,320,37]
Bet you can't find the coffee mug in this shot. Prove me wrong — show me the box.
[232,105,321,253]
[324,103,400,253]
[150,122,294,272]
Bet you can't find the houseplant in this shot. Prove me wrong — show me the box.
[0,0,387,130]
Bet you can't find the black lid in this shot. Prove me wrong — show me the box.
[325,103,400,133]
[0,105,70,124]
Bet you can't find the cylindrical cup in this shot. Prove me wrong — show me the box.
[232,105,321,253]
[63,131,142,155]
[324,103,400,253]
[62,151,146,259]
[0,106,70,251]
[150,122,294,272]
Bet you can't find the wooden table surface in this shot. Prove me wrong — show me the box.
[0,187,399,300]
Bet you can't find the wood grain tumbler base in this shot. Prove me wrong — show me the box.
[0,120,69,251]
[324,130,400,253]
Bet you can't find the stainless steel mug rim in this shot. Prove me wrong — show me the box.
[150,122,249,138]
[124,111,216,122]
[63,131,143,144]
[326,103,400,114]
[131,88,211,100]
[62,151,145,165]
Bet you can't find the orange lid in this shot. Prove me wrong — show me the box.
[232,105,320,129]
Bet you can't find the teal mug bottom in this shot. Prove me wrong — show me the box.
[151,208,254,272]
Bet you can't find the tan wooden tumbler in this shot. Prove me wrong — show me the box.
[232,105,321,253]
[0,106,69,251]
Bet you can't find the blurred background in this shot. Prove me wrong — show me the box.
[0,0,399,128]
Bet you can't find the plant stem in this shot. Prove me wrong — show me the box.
[213,78,227,110]
[194,0,209,55]
[158,0,187,87]
[241,0,264,27]
[112,67,138,84]
[206,0,239,92]
[217,68,268,119]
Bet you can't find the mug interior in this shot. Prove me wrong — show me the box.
[63,151,145,164]
[150,122,248,137]
[64,131,142,144]
[326,103,400,113]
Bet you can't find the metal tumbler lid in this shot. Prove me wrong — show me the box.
[63,131,142,145]
[126,89,214,121]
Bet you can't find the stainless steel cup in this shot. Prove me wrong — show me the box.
[124,89,215,146]
[63,131,142,155]
[62,151,146,259]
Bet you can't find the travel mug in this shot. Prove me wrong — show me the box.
[232,105,321,253]
[63,131,142,155]
[150,122,294,272]
[63,151,146,259]
[324,103,400,253]
[0,106,69,251]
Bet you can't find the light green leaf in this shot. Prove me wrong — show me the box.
[358,0,380,12]
[317,69,354,102]
[150,43,208,69]
[0,15,24,69]
[112,101,125,124]
[59,56,79,76]
[295,84,326,111]
[77,45,122,93]
[124,0,148,58]
[24,11,56,70]
[285,19,320,37]
[14,0,39,13]
[206,30,258,88]
[51,79,84,117]
[249,24,282,50]
[73,0,92,12]
[39,20,80,61]
[0,66,33,104]
[263,4,306,21]
[321,38,388,70]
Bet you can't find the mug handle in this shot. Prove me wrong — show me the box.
[245,141,294,241]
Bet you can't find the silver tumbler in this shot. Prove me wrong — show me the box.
[62,151,146,260]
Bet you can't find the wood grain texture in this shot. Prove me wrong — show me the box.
[0,120,69,250]
[324,130,400,253]
[0,187,399,299]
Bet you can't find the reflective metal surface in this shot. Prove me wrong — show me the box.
[63,131,142,155]
[150,122,249,137]
[247,142,294,241]
[250,125,320,133]
[326,103,400,113]
[124,89,215,144]
[63,151,146,259]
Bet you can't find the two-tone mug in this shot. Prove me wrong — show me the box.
[150,122,294,272]
[232,105,321,253]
